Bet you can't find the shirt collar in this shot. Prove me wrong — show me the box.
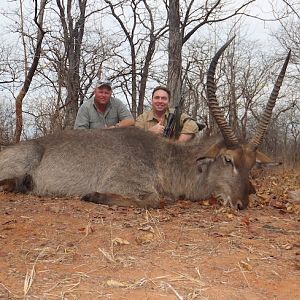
[146,109,170,122]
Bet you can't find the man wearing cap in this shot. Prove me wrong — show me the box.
[74,80,135,129]
[135,86,199,142]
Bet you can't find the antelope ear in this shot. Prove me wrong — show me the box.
[196,144,222,172]
[256,150,282,168]
[196,157,214,173]
[202,143,223,158]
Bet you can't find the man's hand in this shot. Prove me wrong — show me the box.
[107,119,135,129]
[149,119,164,135]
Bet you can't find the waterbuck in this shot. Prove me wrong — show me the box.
[0,40,290,210]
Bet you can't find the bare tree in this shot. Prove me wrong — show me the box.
[15,0,47,142]
[0,102,14,144]
[181,39,210,126]
[37,27,114,133]
[103,0,168,117]
[55,0,87,128]
[167,0,256,107]
[0,44,18,86]
[271,1,300,164]
[167,0,182,109]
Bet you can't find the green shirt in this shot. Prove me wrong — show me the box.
[74,96,133,129]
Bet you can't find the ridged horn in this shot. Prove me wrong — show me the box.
[249,50,291,148]
[206,36,239,147]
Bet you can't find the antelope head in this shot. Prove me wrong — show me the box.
[205,38,291,209]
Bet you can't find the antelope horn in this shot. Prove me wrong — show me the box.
[206,37,239,147]
[250,50,291,148]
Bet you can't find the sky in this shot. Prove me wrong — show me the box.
[240,0,285,40]
[0,0,286,44]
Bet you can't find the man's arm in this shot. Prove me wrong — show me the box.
[118,118,135,127]
[135,114,146,130]
[178,133,195,142]
[117,100,135,127]
[74,105,90,129]
[178,113,199,142]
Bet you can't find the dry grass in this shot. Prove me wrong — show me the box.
[0,168,299,299]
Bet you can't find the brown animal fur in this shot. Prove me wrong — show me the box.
[0,128,259,209]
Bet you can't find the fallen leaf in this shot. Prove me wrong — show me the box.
[106,279,128,288]
[136,232,155,245]
[239,260,253,271]
[257,193,268,200]
[138,225,154,233]
[112,237,130,245]
[201,200,210,206]
[270,200,285,209]
[225,213,234,219]
[281,243,293,250]
[241,216,250,226]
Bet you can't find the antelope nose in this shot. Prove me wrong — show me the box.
[236,200,244,210]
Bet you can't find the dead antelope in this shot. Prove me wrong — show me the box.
[0,39,290,209]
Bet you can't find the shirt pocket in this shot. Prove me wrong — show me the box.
[89,113,105,128]
[106,113,119,126]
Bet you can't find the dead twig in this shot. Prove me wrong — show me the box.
[237,262,250,288]
[24,247,46,297]
[162,282,184,300]
[145,210,165,241]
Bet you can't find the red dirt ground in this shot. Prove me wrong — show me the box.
[0,167,299,300]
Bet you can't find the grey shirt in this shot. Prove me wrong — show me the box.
[74,96,133,129]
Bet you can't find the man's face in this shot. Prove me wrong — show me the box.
[152,89,169,113]
[94,86,112,106]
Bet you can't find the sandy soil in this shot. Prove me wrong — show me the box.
[0,167,299,300]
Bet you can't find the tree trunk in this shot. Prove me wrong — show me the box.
[56,0,87,129]
[137,38,156,115]
[15,0,47,143]
[167,0,182,108]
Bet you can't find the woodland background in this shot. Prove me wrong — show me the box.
[0,0,299,166]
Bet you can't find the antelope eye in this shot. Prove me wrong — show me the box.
[224,156,232,164]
